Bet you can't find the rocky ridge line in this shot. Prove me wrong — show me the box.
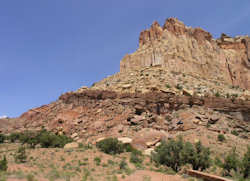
[120,18,250,90]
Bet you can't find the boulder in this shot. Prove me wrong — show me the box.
[130,115,145,125]
[132,129,167,150]
[71,133,78,139]
[96,137,105,143]
[146,138,161,147]
[118,137,132,144]
[64,142,79,149]
[144,148,155,156]
[209,115,220,124]
[182,89,194,96]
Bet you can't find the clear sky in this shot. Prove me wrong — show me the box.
[0,0,250,118]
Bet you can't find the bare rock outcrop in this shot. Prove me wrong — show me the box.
[120,17,250,90]
[3,90,249,142]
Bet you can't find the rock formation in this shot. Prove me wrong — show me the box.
[120,18,250,90]
[1,17,250,149]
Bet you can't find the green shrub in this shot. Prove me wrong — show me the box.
[14,146,27,163]
[222,148,240,176]
[241,147,250,178]
[231,130,239,136]
[130,150,143,167]
[123,143,137,153]
[152,138,211,172]
[166,84,171,88]
[217,134,226,142]
[19,131,39,148]
[152,138,186,172]
[96,138,125,155]
[176,84,183,90]
[7,130,72,148]
[8,132,22,143]
[232,94,238,98]
[38,130,72,148]
[0,156,7,171]
[26,174,35,181]
[188,141,211,171]
[0,134,5,143]
[119,160,127,170]
[214,156,223,167]
[94,157,101,166]
[215,92,220,97]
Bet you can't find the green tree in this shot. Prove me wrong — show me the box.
[241,147,250,178]
[152,138,185,172]
[7,130,72,148]
[0,134,5,143]
[152,138,211,172]
[96,138,124,155]
[8,132,22,143]
[222,148,240,176]
[189,141,211,171]
[0,155,7,171]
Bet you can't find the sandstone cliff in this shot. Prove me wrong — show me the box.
[1,17,250,149]
[120,18,250,90]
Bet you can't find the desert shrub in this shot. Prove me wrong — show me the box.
[214,156,223,167]
[152,138,186,172]
[166,84,171,88]
[19,131,39,148]
[8,132,22,143]
[94,157,101,166]
[152,138,211,172]
[215,92,220,97]
[176,84,183,90]
[130,150,143,167]
[231,130,239,136]
[222,148,240,176]
[38,130,72,148]
[14,146,27,163]
[188,141,211,171]
[217,134,226,142]
[0,156,7,171]
[7,130,72,148]
[119,160,127,170]
[241,147,250,178]
[26,174,35,181]
[123,143,137,153]
[232,94,238,98]
[96,138,125,155]
[0,134,5,143]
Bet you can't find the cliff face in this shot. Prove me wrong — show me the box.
[120,18,250,90]
[1,17,250,145]
[2,90,250,141]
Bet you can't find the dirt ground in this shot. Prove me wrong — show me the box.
[0,127,248,181]
[0,142,202,181]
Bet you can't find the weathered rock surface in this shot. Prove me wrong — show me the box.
[1,17,249,152]
[120,18,250,90]
[2,89,249,144]
[64,142,79,149]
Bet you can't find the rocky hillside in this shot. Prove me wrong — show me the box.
[1,17,249,154]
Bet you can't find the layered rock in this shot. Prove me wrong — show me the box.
[2,90,250,142]
[120,18,250,90]
[1,17,250,150]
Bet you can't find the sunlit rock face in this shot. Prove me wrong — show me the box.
[120,18,250,90]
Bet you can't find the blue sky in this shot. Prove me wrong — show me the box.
[0,0,250,117]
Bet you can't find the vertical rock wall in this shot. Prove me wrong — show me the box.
[120,18,250,90]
